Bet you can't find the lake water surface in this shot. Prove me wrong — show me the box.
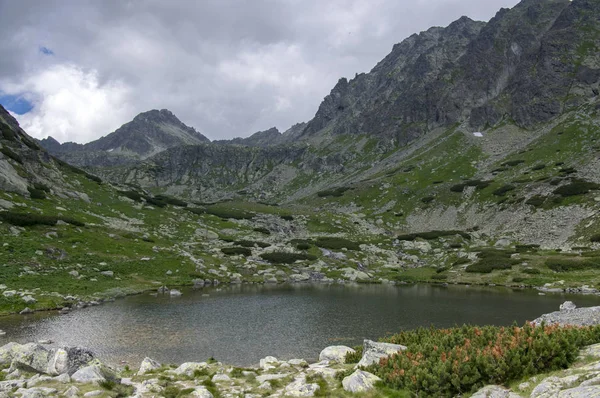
[1,284,599,366]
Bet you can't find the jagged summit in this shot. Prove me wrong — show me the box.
[39,108,210,166]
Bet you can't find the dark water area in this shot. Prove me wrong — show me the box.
[1,283,599,366]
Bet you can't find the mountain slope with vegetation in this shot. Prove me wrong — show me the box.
[2,0,600,319]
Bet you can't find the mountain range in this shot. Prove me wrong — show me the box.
[9,0,600,247]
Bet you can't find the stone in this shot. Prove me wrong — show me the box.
[10,343,52,374]
[287,359,308,367]
[19,307,33,315]
[342,370,381,393]
[0,380,26,392]
[212,373,231,382]
[318,345,355,363]
[191,386,214,397]
[470,385,520,398]
[21,295,36,304]
[284,376,320,397]
[63,386,80,397]
[259,356,279,370]
[172,362,208,377]
[137,357,161,375]
[170,289,182,297]
[256,374,288,383]
[495,239,511,247]
[0,342,21,365]
[71,364,116,384]
[530,376,562,398]
[53,373,71,383]
[288,274,310,282]
[558,385,600,397]
[356,339,407,367]
[47,346,95,376]
[14,387,58,398]
[83,391,103,397]
[560,301,577,311]
[100,271,113,277]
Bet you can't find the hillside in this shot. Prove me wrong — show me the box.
[1,0,600,319]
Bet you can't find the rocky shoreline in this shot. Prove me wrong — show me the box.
[3,302,600,397]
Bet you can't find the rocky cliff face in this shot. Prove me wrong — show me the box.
[37,0,600,210]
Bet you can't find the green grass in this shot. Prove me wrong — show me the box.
[260,252,317,264]
[315,237,362,251]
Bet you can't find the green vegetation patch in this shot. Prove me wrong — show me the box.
[396,230,470,241]
[317,186,351,198]
[0,124,17,141]
[465,249,518,273]
[0,211,85,227]
[502,159,525,167]
[374,323,600,397]
[27,187,46,200]
[0,146,23,164]
[234,240,270,248]
[154,194,188,207]
[221,247,252,256]
[525,195,546,207]
[545,257,600,272]
[553,180,600,197]
[253,227,270,235]
[492,184,516,197]
[315,236,362,251]
[260,252,317,264]
[205,206,254,220]
[450,179,493,193]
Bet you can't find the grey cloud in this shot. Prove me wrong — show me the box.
[0,0,520,142]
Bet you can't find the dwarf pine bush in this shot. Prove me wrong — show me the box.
[374,323,600,397]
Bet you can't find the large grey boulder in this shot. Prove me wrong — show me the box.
[137,357,161,375]
[560,301,577,311]
[356,339,407,367]
[171,362,208,377]
[318,345,355,363]
[47,346,95,376]
[71,364,117,384]
[10,343,52,374]
[342,370,381,393]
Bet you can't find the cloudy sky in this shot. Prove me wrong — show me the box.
[0,0,520,143]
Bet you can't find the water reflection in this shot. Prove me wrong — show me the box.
[1,284,599,366]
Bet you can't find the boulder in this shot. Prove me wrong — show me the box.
[137,357,161,375]
[71,364,117,384]
[470,385,521,398]
[259,356,279,370]
[172,362,208,377]
[318,346,355,363]
[170,289,182,297]
[63,386,80,397]
[284,376,320,397]
[47,346,95,376]
[342,370,381,393]
[10,343,52,374]
[14,387,58,398]
[356,339,407,367]
[0,342,21,366]
[256,374,288,383]
[191,386,214,397]
[212,373,231,382]
[560,301,577,311]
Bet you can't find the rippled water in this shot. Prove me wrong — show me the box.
[1,284,599,366]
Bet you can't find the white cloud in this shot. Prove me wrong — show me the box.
[0,64,132,143]
[0,0,522,143]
